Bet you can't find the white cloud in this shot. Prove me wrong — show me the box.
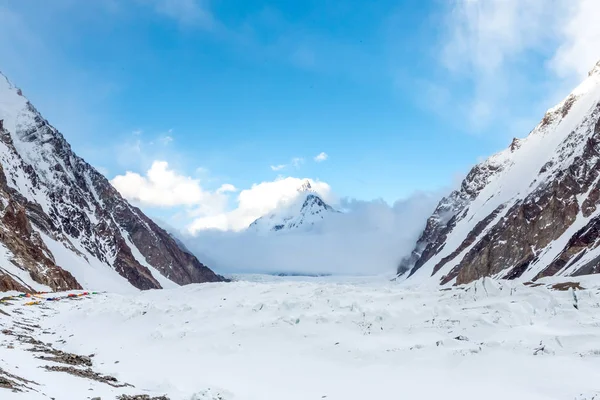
[112,160,442,276]
[439,0,600,130]
[314,152,328,162]
[270,164,286,171]
[187,177,332,232]
[550,0,600,78]
[180,191,441,276]
[112,163,335,235]
[216,183,237,194]
[441,0,556,129]
[110,161,229,214]
[442,0,553,76]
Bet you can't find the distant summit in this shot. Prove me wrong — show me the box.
[297,179,313,193]
[248,181,337,233]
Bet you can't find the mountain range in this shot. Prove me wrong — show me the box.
[5,59,600,292]
[0,72,224,293]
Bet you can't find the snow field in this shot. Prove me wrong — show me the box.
[16,276,599,400]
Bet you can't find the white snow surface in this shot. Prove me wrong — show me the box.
[2,276,600,399]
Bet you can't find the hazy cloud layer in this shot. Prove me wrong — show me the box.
[180,191,441,276]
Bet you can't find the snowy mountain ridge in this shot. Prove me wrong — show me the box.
[400,60,600,285]
[248,180,338,233]
[0,72,224,292]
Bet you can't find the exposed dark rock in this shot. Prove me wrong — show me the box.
[0,367,38,392]
[551,281,585,291]
[0,273,30,293]
[0,162,82,292]
[35,348,93,367]
[433,205,505,277]
[44,366,131,388]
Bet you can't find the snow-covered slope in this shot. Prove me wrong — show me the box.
[400,60,600,285]
[0,72,224,292]
[249,180,338,233]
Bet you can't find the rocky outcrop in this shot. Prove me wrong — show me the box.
[0,159,81,292]
[0,72,224,291]
[0,273,29,292]
[400,60,600,285]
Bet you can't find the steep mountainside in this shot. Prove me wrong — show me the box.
[249,180,337,233]
[0,73,224,292]
[400,60,600,285]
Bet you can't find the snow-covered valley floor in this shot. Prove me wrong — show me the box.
[2,276,600,400]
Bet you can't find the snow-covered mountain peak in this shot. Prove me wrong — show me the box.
[249,190,337,234]
[300,193,334,215]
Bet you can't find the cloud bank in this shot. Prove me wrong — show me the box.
[112,164,335,233]
[178,191,440,276]
[112,161,441,276]
[111,161,230,210]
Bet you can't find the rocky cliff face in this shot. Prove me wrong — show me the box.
[0,73,224,292]
[400,60,600,285]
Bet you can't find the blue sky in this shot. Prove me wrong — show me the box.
[0,0,596,231]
